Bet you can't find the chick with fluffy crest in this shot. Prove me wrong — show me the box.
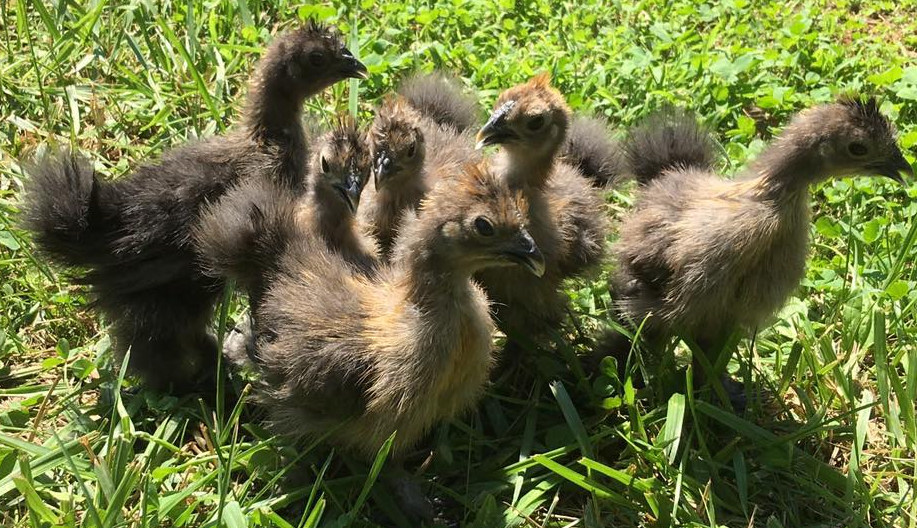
[361,73,479,259]
[473,74,610,340]
[612,96,912,382]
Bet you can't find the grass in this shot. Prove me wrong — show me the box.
[1,0,916,526]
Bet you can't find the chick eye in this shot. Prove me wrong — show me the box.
[848,141,868,157]
[526,115,546,131]
[320,155,330,173]
[474,216,494,237]
[406,141,417,159]
[308,51,327,67]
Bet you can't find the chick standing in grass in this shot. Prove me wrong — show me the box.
[613,97,913,383]
[197,160,545,520]
[474,73,614,341]
[21,23,367,392]
[360,73,479,259]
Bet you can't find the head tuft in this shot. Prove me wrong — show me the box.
[369,97,423,150]
[836,94,895,138]
[494,73,570,116]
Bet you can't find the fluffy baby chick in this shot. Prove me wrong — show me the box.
[197,161,544,520]
[196,118,378,364]
[360,74,479,258]
[197,117,378,300]
[473,74,610,338]
[22,22,367,392]
[614,97,912,376]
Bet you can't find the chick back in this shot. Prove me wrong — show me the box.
[255,250,494,457]
[624,109,718,186]
[562,115,626,187]
[399,72,479,132]
[614,170,810,341]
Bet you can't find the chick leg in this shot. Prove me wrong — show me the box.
[385,462,435,525]
[106,282,220,394]
[693,336,746,412]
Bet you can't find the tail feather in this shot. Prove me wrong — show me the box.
[562,115,626,187]
[398,72,479,132]
[624,109,718,185]
[21,151,123,267]
[194,178,298,291]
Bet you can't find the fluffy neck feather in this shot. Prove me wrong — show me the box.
[747,124,827,200]
[498,135,564,190]
[397,223,475,311]
[314,187,354,240]
[242,62,309,146]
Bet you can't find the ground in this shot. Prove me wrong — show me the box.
[0,0,915,527]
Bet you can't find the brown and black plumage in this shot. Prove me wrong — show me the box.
[397,71,479,132]
[196,118,378,311]
[562,115,627,188]
[473,74,611,338]
[360,74,479,258]
[21,23,367,392]
[197,160,544,518]
[613,97,913,373]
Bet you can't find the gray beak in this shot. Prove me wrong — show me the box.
[340,46,369,80]
[879,149,914,184]
[373,152,396,190]
[475,100,518,150]
[503,230,546,277]
[332,172,362,214]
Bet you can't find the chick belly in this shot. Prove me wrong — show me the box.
[339,326,493,459]
[478,268,565,336]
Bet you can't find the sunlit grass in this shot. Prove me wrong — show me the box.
[1,0,916,526]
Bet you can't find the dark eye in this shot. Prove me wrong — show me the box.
[474,216,494,236]
[848,142,868,157]
[526,115,546,131]
[308,51,327,67]
[320,155,330,173]
[406,141,417,159]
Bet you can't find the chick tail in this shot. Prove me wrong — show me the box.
[194,178,297,290]
[563,116,627,187]
[398,72,479,132]
[21,151,122,267]
[624,109,718,186]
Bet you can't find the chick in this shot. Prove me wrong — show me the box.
[360,74,479,258]
[473,74,610,339]
[21,22,367,392]
[613,98,913,378]
[197,161,545,519]
[197,115,378,293]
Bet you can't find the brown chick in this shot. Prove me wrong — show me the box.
[473,74,609,339]
[613,97,913,380]
[21,22,367,392]
[198,160,544,520]
[360,74,479,259]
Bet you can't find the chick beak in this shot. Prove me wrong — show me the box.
[373,153,395,190]
[879,150,914,184]
[339,47,369,80]
[503,230,546,277]
[475,101,518,150]
[332,174,362,214]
